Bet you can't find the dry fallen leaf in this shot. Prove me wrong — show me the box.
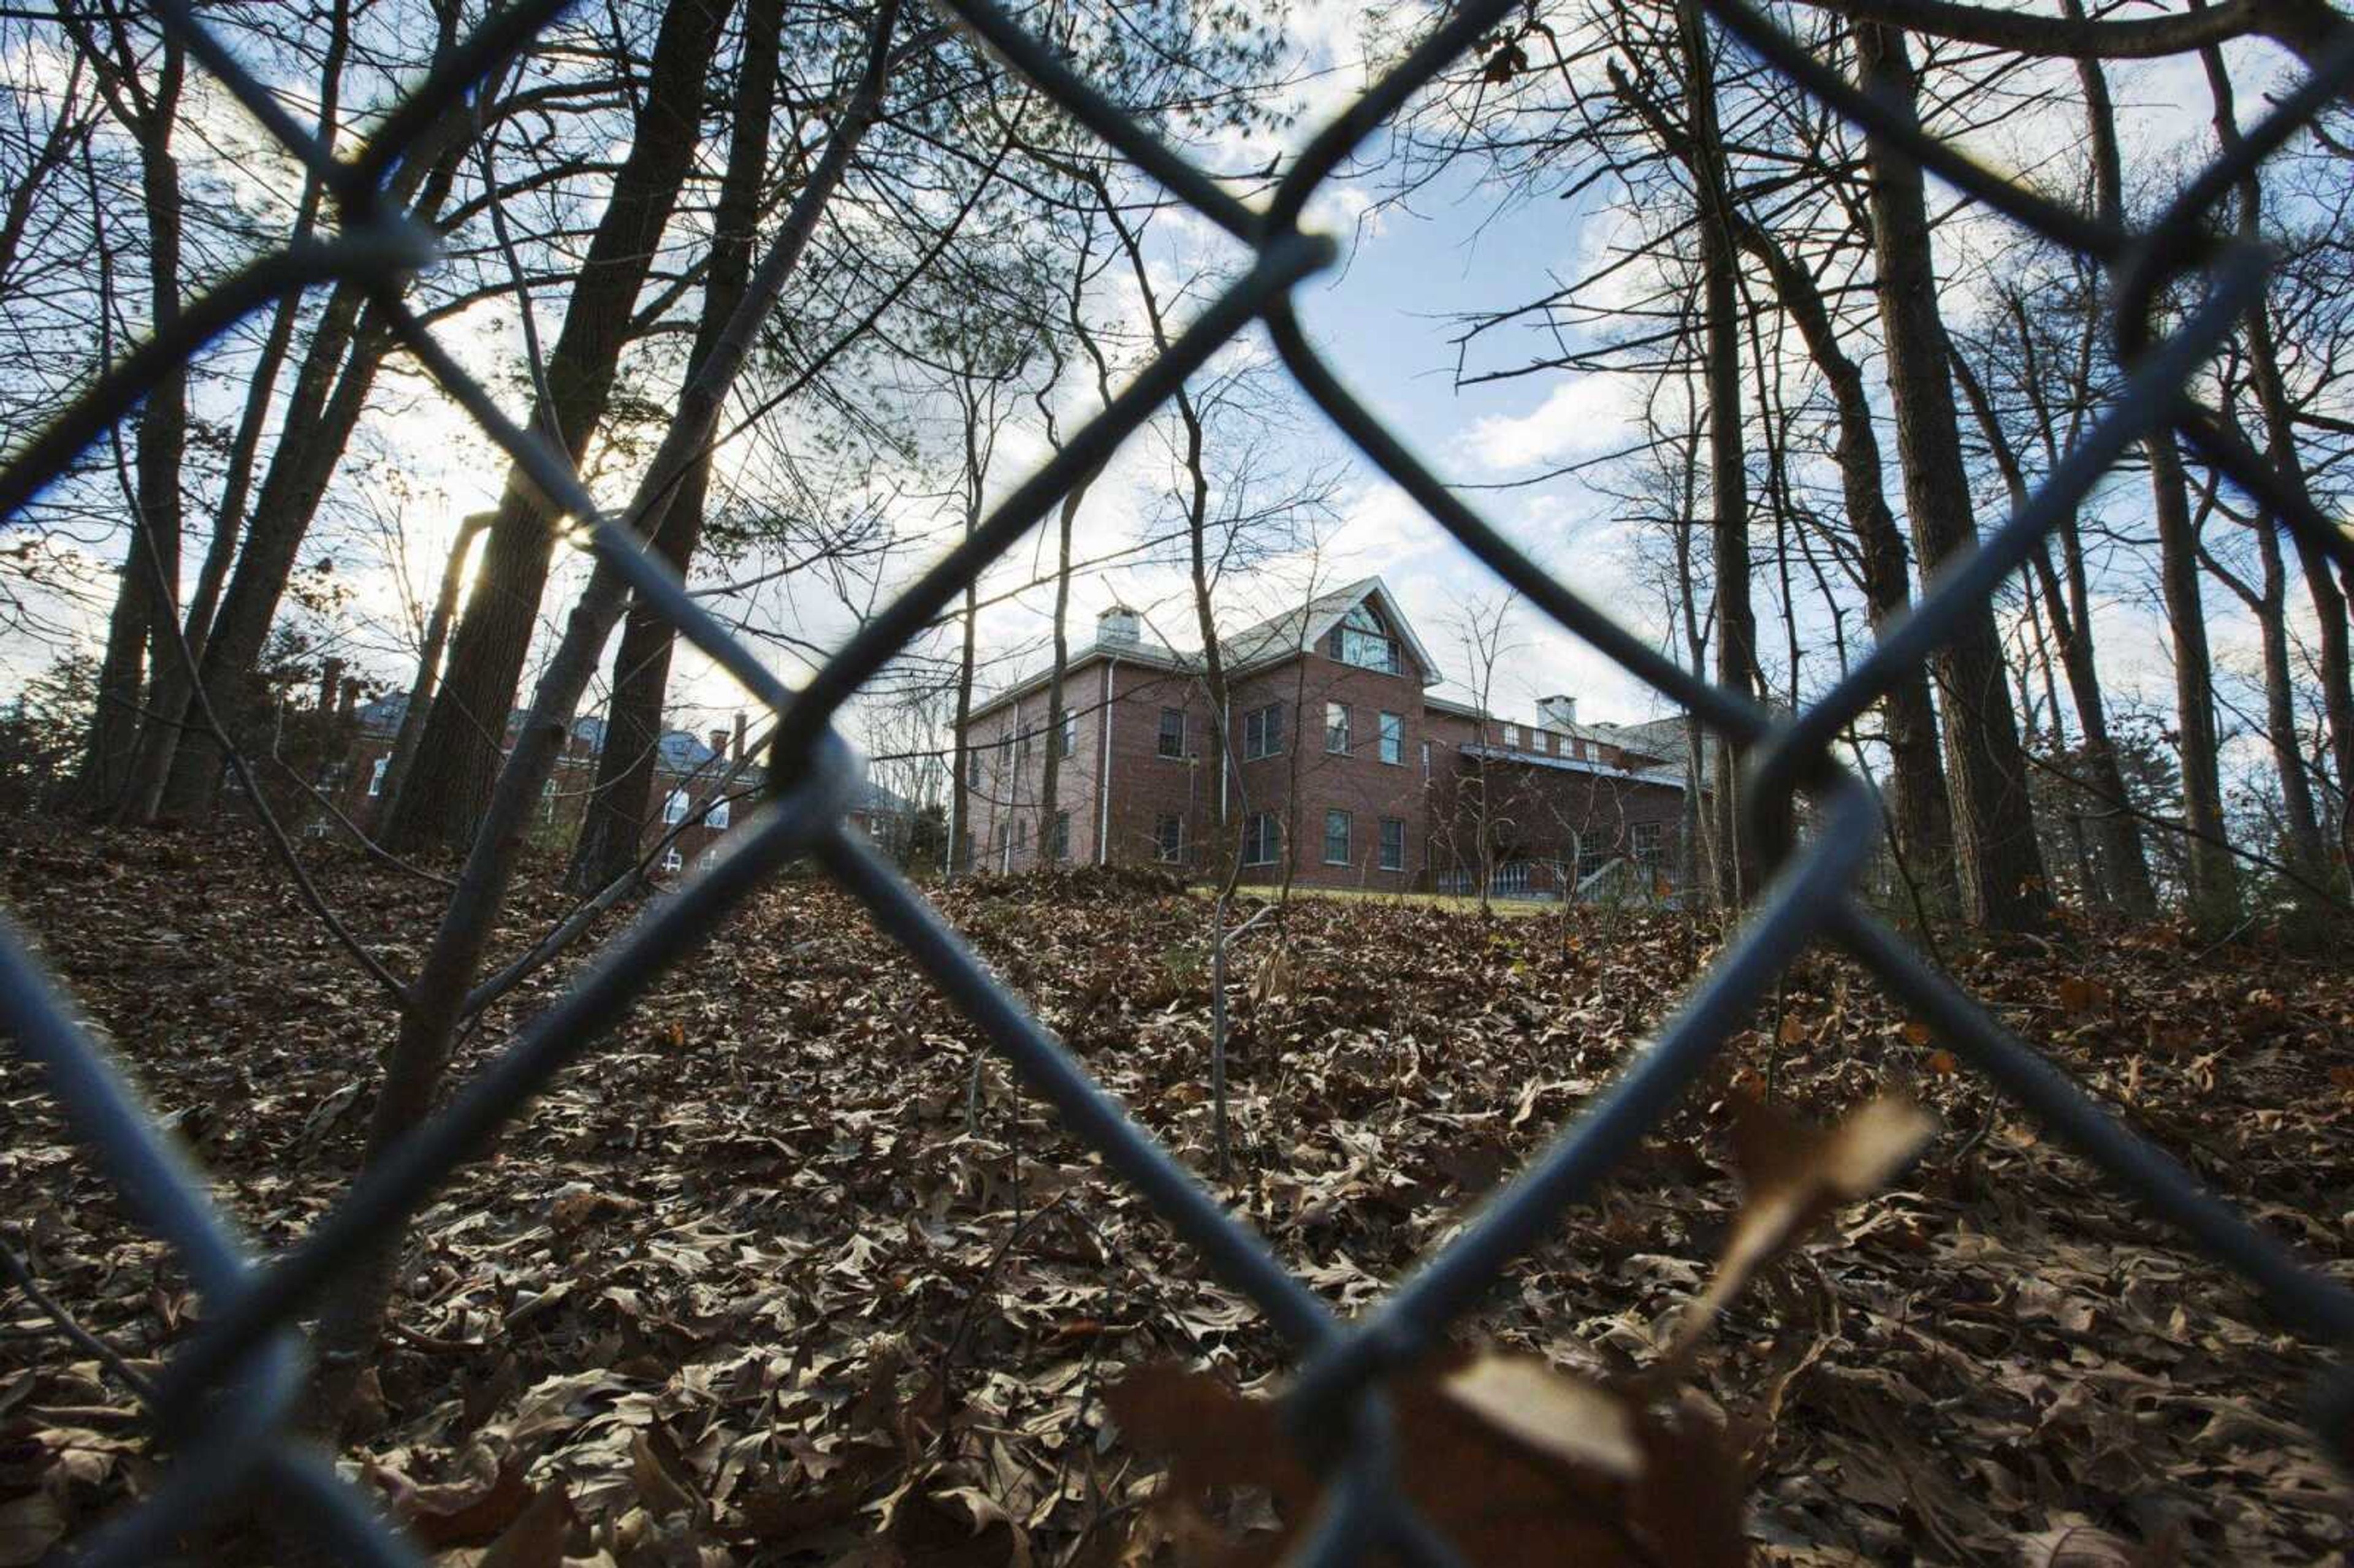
[1107,1350,1745,1567]
[1661,1094,1934,1371]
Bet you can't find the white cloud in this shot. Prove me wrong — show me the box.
[1460,372,1639,473]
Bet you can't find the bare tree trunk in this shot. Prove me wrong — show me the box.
[306,0,902,1431]
[1856,21,2051,931]
[1623,56,1960,911]
[2195,34,2353,877]
[156,52,473,821]
[1037,483,1076,864]
[2148,428,2242,927]
[386,0,733,856]
[120,0,351,824]
[569,0,781,894]
[1950,337,2158,914]
[376,513,490,826]
[1677,0,1761,908]
[77,31,185,813]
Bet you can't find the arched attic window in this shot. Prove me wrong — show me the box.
[1337,601,1401,675]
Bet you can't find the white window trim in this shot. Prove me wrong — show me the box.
[706,796,731,830]
[367,755,388,796]
[1379,817,1406,872]
[1378,712,1403,766]
[658,844,683,872]
[663,788,690,825]
[1242,812,1279,867]
[1325,702,1349,755]
[1323,809,1351,866]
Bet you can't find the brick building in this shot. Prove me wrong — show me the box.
[334,696,909,872]
[956,577,1695,897]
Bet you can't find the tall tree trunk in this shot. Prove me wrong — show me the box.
[156,65,472,822]
[1856,21,2052,931]
[1037,483,1076,864]
[305,0,903,1432]
[1678,0,1761,908]
[2195,31,2354,877]
[120,0,351,824]
[1951,337,2158,913]
[2147,428,2241,927]
[1619,56,1959,911]
[78,33,185,812]
[386,0,732,856]
[569,0,780,894]
[376,512,490,826]
[950,570,978,877]
[2205,523,2329,887]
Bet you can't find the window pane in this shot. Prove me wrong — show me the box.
[1378,712,1402,764]
[1324,808,1349,864]
[1158,707,1185,758]
[1325,702,1349,754]
[708,798,730,830]
[1380,817,1405,871]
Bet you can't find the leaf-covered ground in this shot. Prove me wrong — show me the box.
[4,826,2353,1565]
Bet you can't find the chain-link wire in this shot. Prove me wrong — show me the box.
[7,0,2354,1561]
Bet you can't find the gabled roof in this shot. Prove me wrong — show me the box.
[1218,576,1444,688]
[968,578,1446,726]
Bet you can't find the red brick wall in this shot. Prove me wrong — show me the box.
[1224,639,1430,889]
[955,619,1694,894]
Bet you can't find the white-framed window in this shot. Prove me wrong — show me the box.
[1059,710,1076,757]
[1051,810,1071,862]
[966,750,981,788]
[706,796,730,830]
[1379,817,1406,872]
[1157,707,1186,759]
[663,788,689,825]
[1241,811,1279,866]
[1323,808,1351,866]
[1325,701,1350,755]
[658,844,683,873]
[1336,603,1400,674]
[1501,723,1518,750]
[1631,820,1664,873]
[1378,711,1403,765]
[1421,740,1431,777]
[1242,701,1284,760]
[367,755,389,796]
[1154,812,1184,864]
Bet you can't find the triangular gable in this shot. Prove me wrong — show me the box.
[1298,576,1445,688]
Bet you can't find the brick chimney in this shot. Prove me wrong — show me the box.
[709,728,729,762]
[1537,695,1579,731]
[318,657,343,714]
[732,710,747,763]
[338,677,360,726]
[1097,604,1140,649]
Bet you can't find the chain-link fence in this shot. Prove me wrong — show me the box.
[6,0,2354,1561]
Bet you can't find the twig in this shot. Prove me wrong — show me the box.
[0,1235,158,1406]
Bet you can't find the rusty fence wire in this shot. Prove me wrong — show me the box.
[7,0,2354,1561]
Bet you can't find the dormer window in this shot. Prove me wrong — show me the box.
[1337,603,1400,674]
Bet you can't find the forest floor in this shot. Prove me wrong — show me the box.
[3,824,2353,1566]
